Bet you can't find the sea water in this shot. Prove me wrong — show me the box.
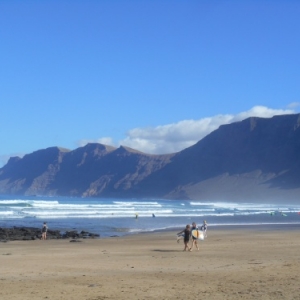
[0,195,299,237]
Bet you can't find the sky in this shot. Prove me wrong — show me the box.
[0,0,300,167]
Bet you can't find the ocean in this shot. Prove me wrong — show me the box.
[0,195,300,237]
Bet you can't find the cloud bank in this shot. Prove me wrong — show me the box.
[1,105,298,168]
[78,105,297,154]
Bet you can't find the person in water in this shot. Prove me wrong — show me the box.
[190,222,199,251]
[41,222,48,240]
[177,225,191,251]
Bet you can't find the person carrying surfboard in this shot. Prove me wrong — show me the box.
[177,225,191,251]
[190,222,199,251]
[200,220,208,238]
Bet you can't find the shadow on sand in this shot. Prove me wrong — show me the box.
[152,249,183,252]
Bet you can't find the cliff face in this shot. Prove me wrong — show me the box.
[0,143,174,198]
[1,114,300,202]
[132,114,300,202]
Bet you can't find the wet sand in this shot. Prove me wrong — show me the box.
[0,226,300,300]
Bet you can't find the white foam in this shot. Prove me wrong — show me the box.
[1,197,300,222]
[0,211,14,215]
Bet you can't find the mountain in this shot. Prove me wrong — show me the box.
[1,114,300,203]
[0,143,174,197]
[131,114,300,202]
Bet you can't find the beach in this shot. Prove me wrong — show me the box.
[0,226,299,300]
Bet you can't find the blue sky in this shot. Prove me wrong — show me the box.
[1,0,300,166]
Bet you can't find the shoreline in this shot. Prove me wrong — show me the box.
[1,222,300,242]
[129,222,300,237]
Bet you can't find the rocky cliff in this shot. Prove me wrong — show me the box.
[1,114,300,202]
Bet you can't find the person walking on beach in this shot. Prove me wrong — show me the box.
[177,225,191,251]
[41,222,48,240]
[200,220,208,238]
[190,222,199,251]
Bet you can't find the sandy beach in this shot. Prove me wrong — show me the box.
[0,226,300,300]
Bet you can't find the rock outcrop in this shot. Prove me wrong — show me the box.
[0,227,100,242]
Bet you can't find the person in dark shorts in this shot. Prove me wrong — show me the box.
[177,225,191,251]
[190,222,199,251]
[41,222,48,240]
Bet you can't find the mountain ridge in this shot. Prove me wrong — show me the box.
[1,114,300,203]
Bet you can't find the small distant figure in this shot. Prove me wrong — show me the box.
[177,225,191,251]
[152,213,155,217]
[135,213,138,219]
[200,220,208,238]
[41,222,48,240]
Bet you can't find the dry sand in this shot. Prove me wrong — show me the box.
[0,226,300,300]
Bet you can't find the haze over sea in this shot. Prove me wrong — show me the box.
[0,195,299,237]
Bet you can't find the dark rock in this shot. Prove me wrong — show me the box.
[0,227,100,241]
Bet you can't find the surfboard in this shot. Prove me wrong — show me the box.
[191,229,204,240]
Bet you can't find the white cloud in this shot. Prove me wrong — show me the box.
[78,105,297,155]
[118,105,295,154]
[231,106,295,122]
